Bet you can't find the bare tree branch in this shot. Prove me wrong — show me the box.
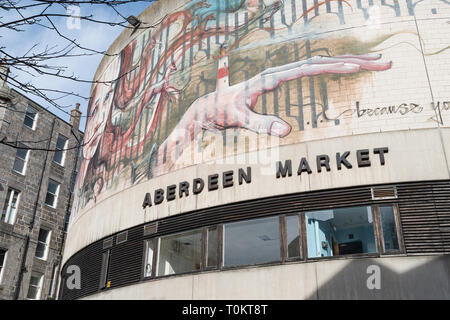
[1,0,157,120]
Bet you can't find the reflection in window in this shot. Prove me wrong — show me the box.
[380,206,399,252]
[35,228,51,260]
[2,188,20,224]
[13,143,29,174]
[0,249,7,284]
[24,106,38,129]
[286,215,301,259]
[27,272,43,300]
[53,134,68,166]
[45,180,60,208]
[99,250,110,289]
[206,227,218,268]
[306,206,376,258]
[144,239,155,277]
[223,216,280,267]
[157,229,202,276]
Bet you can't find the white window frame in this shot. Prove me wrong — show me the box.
[143,239,154,278]
[24,105,38,130]
[13,143,30,175]
[53,134,68,166]
[48,265,59,298]
[45,180,60,208]
[1,188,20,225]
[26,272,44,300]
[35,228,52,261]
[0,249,7,285]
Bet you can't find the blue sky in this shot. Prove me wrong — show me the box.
[2,1,156,130]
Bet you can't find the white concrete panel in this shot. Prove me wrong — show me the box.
[63,128,450,264]
[81,255,450,300]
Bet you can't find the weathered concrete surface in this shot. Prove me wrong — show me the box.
[64,128,450,265]
[82,255,450,300]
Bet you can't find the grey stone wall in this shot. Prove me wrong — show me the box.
[0,86,83,300]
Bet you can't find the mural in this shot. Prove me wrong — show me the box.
[73,0,450,215]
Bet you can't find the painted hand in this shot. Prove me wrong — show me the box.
[157,53,391,171]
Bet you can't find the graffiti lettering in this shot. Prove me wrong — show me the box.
[326,101,450,121]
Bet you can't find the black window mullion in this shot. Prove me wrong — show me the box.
[151,238,158,278]
[279,215,286,263]
[217,224,223,270]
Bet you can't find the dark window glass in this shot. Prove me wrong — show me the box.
[223,216,281,267]
[26,272,43,300]
[53,135,68,165]
[306,206,376,258]
[2,188,20,224]
[24,106,37,129]
[286,215,301,258]
[380,206,400,252]
[206,227,218,267]
[0,249,6,276]
[13,144,29,174]
[99,250,110,289]
[35,229,50,260]
[45,180,59,207]
[157,229,202,276]
[0,250,5,266]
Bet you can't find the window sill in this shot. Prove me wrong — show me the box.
[23,124,36,131]
[11,170,26,177]
[44,204,58,211]
[35,256,48,262]
[52,161,66,169]
[0,221,15,233]
[306,253,380,262]
[379,251,407,257]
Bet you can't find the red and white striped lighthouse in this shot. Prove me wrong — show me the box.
[216,44,229,91]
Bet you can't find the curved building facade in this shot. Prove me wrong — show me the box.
[60,0,450,300]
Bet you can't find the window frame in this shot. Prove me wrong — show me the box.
[53,134,68,166]
[136,203,403,284]
[282,214,303,262]
[0,249,7,285]
[203,225,220,270]
[44,179,60,208]
[26,271,44,300]
[99,249,111,290]
[302,206,380,261]
[142,238,157,279]
[221,215,283,270]
[13,143,30,175]
[1,188,21,225]
[372,204,405,255]
[48,264,58,299]
[155,228,204,278]
[35,228,52,261]
[23,105,38,130]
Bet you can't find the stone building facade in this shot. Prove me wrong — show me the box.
[0,61,83,300]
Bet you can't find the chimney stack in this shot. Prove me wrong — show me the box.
[70,103,82,131]
[0,57,9,88]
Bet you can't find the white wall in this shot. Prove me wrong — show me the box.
[63,128,450,265]
[82,255,450,300]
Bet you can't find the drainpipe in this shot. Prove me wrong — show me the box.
[14,117,56,300]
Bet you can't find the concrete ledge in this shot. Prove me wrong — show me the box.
[81,255,450,300]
